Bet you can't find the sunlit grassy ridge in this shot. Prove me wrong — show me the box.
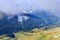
[0,27,60,40]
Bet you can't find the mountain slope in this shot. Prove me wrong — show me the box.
[0,10,60,38]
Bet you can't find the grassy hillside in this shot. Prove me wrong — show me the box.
[0,27,60,40]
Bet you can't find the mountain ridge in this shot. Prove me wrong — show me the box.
[0,10,60,38]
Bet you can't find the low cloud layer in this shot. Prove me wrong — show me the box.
[0,0,60,16]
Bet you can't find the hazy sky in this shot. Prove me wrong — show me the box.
[0,0,60,16]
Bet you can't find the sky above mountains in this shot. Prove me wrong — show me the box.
[0,0,60,17]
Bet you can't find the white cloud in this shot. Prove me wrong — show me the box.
[0,0,60,17]
[18,15,23,22]
[18,15,29,22]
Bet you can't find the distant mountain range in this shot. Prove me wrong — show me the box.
[0,10,60,38]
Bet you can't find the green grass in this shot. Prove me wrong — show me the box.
[0,27,60,40]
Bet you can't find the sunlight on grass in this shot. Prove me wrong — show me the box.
[0,27,60,40]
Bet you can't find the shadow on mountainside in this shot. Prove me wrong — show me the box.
[0,10,60,38]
